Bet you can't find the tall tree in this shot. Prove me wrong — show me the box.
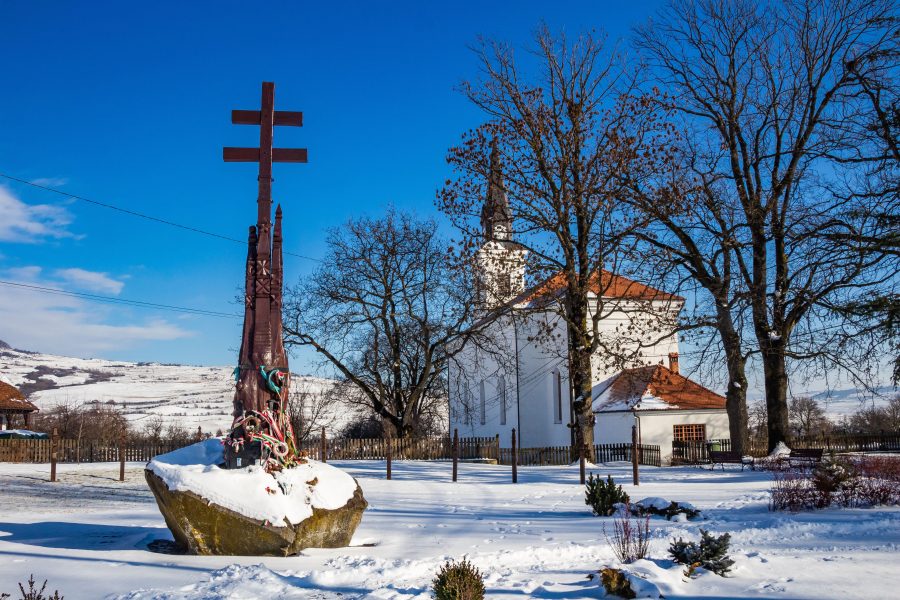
[283,210,479,438]
[439,27,677,458]
[633,0,898,450]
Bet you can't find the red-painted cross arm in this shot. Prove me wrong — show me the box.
[232,110,303,127]
[223,147,308,163]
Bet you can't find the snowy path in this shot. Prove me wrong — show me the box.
[0,460,898,599]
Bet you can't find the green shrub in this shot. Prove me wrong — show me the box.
[585,474,629,516]
[668,529,735,576]
[433,559,485,600]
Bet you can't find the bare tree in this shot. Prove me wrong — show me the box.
[439,27,678,459]
[283,209,479,438]
[285,378,344,444]
[789,396,832,437]
[632,0,899,450]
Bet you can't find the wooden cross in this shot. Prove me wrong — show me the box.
[223,81,307,223]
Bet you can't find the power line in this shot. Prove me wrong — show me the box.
[0,172,321,263]
[0,279,241,320]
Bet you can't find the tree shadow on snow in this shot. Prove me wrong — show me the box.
[0,521,169,551]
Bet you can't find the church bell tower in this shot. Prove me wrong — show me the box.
[476,140,526,309]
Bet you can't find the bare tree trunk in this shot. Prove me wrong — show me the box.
[761,344,791,450]
[716,305,749,455]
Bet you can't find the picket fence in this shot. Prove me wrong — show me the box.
[0,439,183,464]
[672,432,900,465]
[0,435,661,467]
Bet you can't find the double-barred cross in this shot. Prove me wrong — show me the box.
[223,81,306,222]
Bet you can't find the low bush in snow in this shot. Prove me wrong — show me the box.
[668,529,735,577]
[771,456,900,511]
[432,559,485,600]
[585,473,629,516]
[604,504,651,563]
[599,568,636,599]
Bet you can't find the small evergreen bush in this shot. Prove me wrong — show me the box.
[585,474,629,516]
[811,458,854,508]
[433,559,485,600]
[668,529,735,576]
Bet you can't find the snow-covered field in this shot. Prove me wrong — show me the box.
[0,346,335,434]
[1,459,898,599]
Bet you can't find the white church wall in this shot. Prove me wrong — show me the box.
[515,310,573,448]
[448,316,519,441]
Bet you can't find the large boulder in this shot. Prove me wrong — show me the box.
[144,439,367,556]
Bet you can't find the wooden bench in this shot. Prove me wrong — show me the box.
[785,448,824,467]
[708,450,753,471]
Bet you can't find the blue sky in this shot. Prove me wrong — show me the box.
[0,1,659,369]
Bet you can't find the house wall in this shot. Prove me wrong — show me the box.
[596,411,635,445]
[633,409,730,465]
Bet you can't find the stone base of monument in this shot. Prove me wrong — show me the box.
[144,439,367,556]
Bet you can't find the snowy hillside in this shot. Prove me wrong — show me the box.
[0,344,336,434]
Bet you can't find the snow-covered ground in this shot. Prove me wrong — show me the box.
[1,459,898,599]
[0,346,336,434]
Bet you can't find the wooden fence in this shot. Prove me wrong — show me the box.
[0,439,183,464]
[672,432,900,465]
[300,436,500,462]
[499,443,661,467]
[0,435,661,467]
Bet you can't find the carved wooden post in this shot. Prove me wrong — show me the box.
[320,426,327,463]
[452,428,459,482]
[119,429,126,482]
[50,427,58,483]
[385,434,392,480]
[631,425,639,486]
[511,428,518,484]
[579,441,586,485]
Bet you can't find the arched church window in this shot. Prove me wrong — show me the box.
[499,376,507,426]
[479,380,486,425]
[552,369,563,424]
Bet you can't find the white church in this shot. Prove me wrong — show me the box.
[448,147,728,464]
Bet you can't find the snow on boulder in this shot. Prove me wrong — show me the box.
[145,439,367,556]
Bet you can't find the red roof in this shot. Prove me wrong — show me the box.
[516,270,683,306]
[0,381,38,412]
[592,365,725,412]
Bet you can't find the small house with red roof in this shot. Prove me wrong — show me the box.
[0,380,39,431]
[448,146,728,463]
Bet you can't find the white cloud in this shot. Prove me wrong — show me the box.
[54,268,125,295]
[0,269,193,356]
[0,185,75,243]
[29,177,68,187]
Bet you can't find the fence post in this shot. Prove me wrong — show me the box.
[579,441,586,485]
[321,427,327,464]
[494,433,500,463]
[50,428,58,482]
[386,435,392,481]
[511,428,518,484]
[119,430,126,482]
[631,425,639,486]
[452,429,459,482]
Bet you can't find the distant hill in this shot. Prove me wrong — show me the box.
[0,339,10,350]
[0,346,341,434]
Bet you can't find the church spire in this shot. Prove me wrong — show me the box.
[480,139,512,241]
